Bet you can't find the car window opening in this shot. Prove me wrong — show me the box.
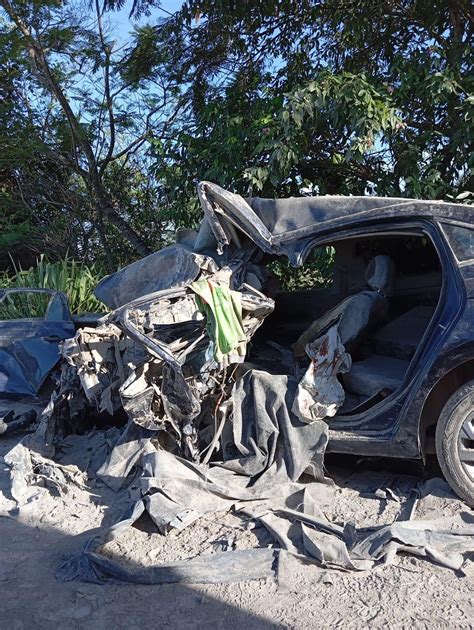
[246,232,443,415]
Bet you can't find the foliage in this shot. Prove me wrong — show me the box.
[270,246,335,291]
[0,0,472,284]
[0,290,51,319]
[0,255,107,316]
[146,0,473,201]
[0,0,184,269]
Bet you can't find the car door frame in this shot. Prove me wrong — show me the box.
[290,218,463,458]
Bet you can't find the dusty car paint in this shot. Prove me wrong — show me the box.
[198,181,472,265]
[0,288,75,398]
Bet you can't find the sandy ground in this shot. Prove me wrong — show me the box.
[1,399,473,629]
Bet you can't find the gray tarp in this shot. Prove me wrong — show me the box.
[56,464,474,585]
[54,372,474,585]
[219,370,329,482]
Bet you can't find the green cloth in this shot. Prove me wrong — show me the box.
[190,278,246,363]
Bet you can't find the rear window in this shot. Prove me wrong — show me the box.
[442,223,474,262]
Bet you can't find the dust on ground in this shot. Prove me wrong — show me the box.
[0,399,473,629]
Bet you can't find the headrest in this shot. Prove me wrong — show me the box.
[365,255,395,294]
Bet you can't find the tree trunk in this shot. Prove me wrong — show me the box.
[100,200,152,258]
[0,0,153,259]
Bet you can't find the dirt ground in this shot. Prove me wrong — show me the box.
[1,399,473,629]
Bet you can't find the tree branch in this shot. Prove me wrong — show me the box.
[0,0,152,257]
[95,0,116,175]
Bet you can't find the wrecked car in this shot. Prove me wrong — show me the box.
[34,182,474,512]
[6,182,474,585]
[102,183,474,503]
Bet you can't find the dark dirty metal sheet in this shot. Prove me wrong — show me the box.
[198,181,472,262]
[94,245,206,310]
[0,409,37,435]
[0,289,74,398]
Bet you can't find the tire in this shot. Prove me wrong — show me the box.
[435,379,474,506]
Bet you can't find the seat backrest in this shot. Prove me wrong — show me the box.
[365,255,395,296]
[294,255,394,356]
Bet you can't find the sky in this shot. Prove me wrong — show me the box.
[109,0,184,44]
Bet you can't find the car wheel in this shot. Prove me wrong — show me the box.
[435,380,474,506]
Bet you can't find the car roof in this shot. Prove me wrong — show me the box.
[247,195,473,242]
[198,182,472,264]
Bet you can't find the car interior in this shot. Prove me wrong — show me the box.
[249,231,443,415]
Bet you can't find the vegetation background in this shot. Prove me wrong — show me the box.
[0,0,472,302]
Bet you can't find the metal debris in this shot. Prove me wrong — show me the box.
[0,409,37,436]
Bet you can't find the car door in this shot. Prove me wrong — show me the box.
[0,288,75,398]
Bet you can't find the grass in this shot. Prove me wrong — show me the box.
[0,255,107,318]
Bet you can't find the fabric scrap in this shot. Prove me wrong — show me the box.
[292,325,351,423]
[191,272,247,364]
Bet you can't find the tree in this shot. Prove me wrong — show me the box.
[134,0,473,200]
[0,0,185,267]
[1,1,471,272]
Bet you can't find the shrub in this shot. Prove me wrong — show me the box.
[0,255,107,317]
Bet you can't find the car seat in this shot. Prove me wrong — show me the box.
[293,255,395,357]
